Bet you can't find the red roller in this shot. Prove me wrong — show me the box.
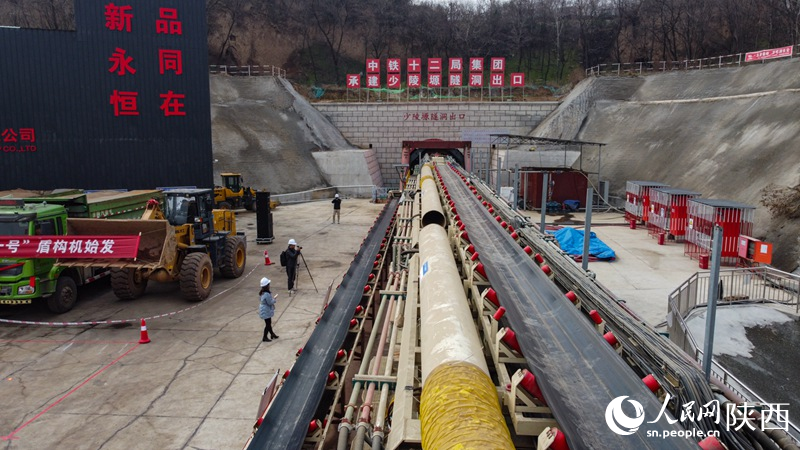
[565,291,578,303]
[308,419,321,434]
[466,244,475,254]
[470,252,480,262]
[551,429,569,450]
[642,374,660,393]
[485,288,499,307]
[327,371,337,384]
[461,232,471,243]
[368,273,375,281]
[520,369,547,405]
[698,436,726,450]
[482,201,488,207]
[541,264,552,276]
[459,223,466,231]
[349,319,358,329]
[507,225,515,233]
[488,207,495,214]
[336,349,347,362]
[510,231,519,240]
[454,214,460,222]
[477,195,482,200]
[283,369,291,379]
[475,262,486,278]
[501,328,521,353]
[495,215,502,223]
[364,285,371,293]
[493,307,506,320]
[534,253,544,264]
[589,310,602,325]
[354,305,364,315]
[523,245,533,255]
[501,221,508,229]
[296,347,303,356]
[603,332,618,347]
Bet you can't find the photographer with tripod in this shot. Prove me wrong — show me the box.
[280,238,319,295]
[283,239,301,294]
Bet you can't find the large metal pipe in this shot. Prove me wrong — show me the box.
[417,223,513,449]
[420,164,445,227]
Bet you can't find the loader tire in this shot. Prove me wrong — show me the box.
[220,237,246,278]
[111,268,148,300]
[47,276,78,313]
[180,252,213,301]
[245,200,256,211]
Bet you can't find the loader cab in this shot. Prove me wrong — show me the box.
[221,173,243,194]
[164,189,215,241]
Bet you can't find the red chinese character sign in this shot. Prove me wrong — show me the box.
[387,58,401,73]
[407,73,421,88]
[407,58,421,73]
[346,74,361,89]
[428,58,442,73]
[428,73,442,88]
[511,73,525,87]
[366,59,380,73]
[491,57,506,72]
[387,74,401,89]
[490,73,505,87]
[0,0,213,189]
[0,235,141,259]
[470,58,484,72]
[469,73,483,87]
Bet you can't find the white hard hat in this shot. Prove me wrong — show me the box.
[335,194,340,198]
[288,239,297,246]
[260,277,271,287]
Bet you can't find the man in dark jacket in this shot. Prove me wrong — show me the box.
[331,193,342,224]
[285,239,301,293]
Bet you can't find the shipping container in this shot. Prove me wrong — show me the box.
[684,199,755,266]
[647,188,701,243]
[519,169,589,210]
[625,181,669,223]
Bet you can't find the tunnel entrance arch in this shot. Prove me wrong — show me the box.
[401,140,472,173]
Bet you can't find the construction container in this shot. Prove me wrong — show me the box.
[647,188,701,243]
[684,199,755,266]
[520,169,588,210]
[625,181,669,223]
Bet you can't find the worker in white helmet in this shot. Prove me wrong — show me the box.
[258,277,279,342]
[332,193,342,224]
[285,239,302,293]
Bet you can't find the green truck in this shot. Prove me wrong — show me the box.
[0,190,162,313]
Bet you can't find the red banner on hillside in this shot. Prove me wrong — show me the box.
[745,45,793,62]
[0,235,141,259]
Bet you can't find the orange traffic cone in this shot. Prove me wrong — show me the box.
[264,249,273,265]
[139,318,151,344]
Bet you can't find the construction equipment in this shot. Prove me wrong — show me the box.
[0,190,163,313]
[214,172,257,211]
[58,189,247,302]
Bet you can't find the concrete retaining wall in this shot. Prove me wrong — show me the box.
[315,102,558,187]
[311,149,382,187]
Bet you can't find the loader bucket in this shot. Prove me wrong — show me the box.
[58,218,177,269]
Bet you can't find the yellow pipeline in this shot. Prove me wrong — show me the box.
[420,361,514,450]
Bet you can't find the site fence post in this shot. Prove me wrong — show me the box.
[582,187,593,271]
[702,225,723,381]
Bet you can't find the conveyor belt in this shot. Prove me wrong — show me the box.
[440,167,696,449]
[247,199,398,450]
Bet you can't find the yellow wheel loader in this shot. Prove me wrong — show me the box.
[214,173,257,211]
[58,189,246,301]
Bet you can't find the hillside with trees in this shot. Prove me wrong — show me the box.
[3,0,800,86]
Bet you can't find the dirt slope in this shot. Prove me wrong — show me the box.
[210,75,355,194]
[535,59,800,270]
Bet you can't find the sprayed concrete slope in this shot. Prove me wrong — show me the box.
[535,59,800,269]
[210,76,374,194]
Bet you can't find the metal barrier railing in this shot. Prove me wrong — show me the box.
[667,266,800,442]
[209,64,286,78]
[271,185,383,204]
[586,45,800,77]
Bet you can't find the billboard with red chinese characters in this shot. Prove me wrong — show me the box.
[0,236,141,259]
[0,0,211,190]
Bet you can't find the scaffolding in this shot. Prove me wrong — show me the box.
[684,199,755,266]
[647,188,701,243]
[625,181,669,223]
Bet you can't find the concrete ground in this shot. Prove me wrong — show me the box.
[0,198,384,449]
[522,209,700,327]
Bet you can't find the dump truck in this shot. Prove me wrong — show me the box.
[214,172,257,210]
[0,190,163,313]
[58,188,247,302]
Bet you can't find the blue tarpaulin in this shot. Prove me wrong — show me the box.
[549,227,616,261]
